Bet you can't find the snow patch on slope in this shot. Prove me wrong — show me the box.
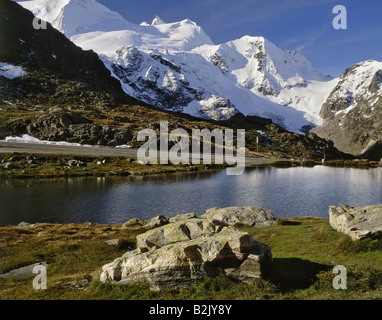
[0,62,27,79]
[4,134,84,146]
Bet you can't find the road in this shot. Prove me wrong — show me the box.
[0,141,281,166]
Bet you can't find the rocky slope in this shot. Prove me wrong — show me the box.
[0,0,139,111]
[4,104,350,161]
[312,60,382,160]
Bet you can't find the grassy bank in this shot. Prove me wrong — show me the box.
[0,152,225,178]
[324,159,382,168]
[1,217,382,300]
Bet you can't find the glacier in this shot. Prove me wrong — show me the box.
[16,0,340,133]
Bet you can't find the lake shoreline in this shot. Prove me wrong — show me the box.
[1,152,381,179]
[2,163,382,227]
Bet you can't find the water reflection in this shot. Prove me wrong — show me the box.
[1,166,382,226]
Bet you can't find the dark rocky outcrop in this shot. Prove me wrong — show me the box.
[0,0,140,109]
[6,107,133,146]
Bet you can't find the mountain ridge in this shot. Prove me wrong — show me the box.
[8,0,382,158]
[16,0,337,134]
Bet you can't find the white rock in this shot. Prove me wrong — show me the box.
[100,219,273,290]
[329,203,382,240]
[201,206,276,227]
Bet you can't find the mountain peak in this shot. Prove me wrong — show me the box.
[151,15,165,26]
[312,59,382,157]
[18,0,133,37]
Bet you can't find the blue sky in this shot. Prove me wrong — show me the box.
[98,0,382,77]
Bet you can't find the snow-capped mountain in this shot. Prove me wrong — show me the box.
[18,0,133,37]
[319,60,382,120]
[17,0,337,133]
[312,60,382,157]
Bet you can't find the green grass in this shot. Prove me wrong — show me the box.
[1,217,382,300]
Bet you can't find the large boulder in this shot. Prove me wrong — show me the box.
[329,203,382,240]
[201,206,276,227]
[100,218,273,291]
